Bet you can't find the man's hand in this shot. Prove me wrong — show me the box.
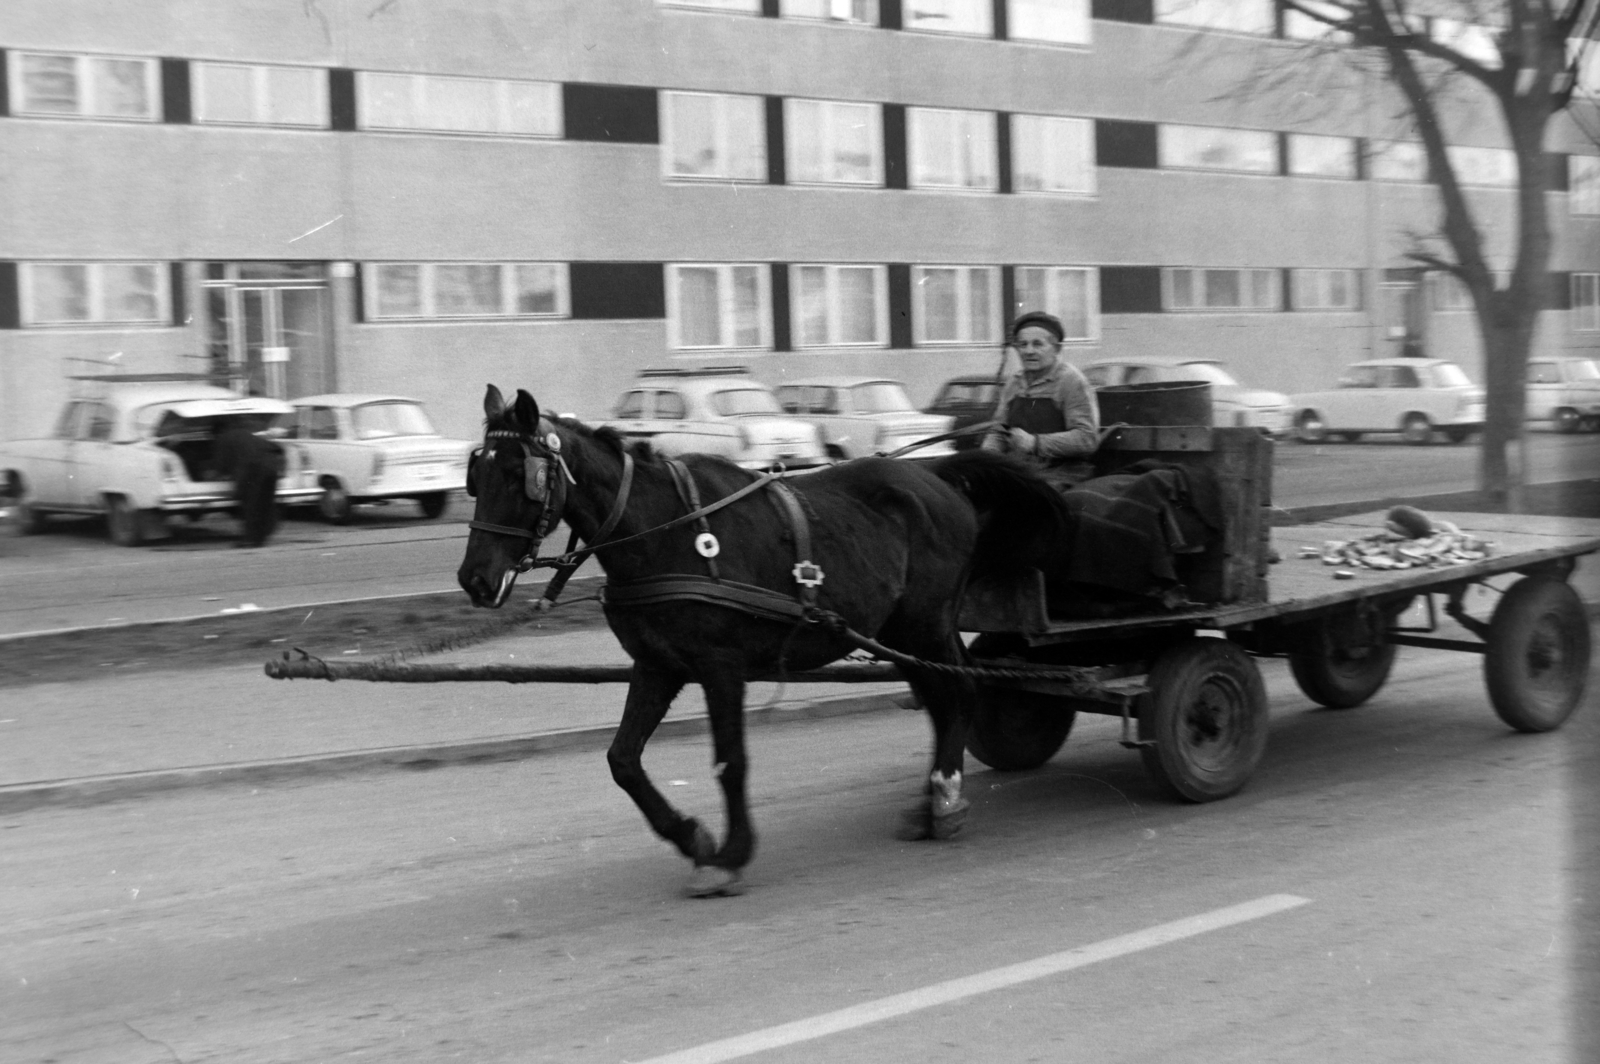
[1008,427,1036,455]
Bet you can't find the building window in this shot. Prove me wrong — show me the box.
[365,262,568,320]
[782,0,878,22]
[662,91,767,182]
[1433,272,1473,311]
[908,107,997,191]
[19,262,169,326]
[1009,0,1091,45]
[9,51,159,121]
[1369,140,1428,182]
[1287,134,1358,179]
[1447,145,1517,187]
[659,0,761,11]
[1013,266,1099,340]
[358,72,560,137]
[913,266,1000,344]
[193,62,326,127]
[668,264,771,349]
[1159,124,1278,174]
[1282,1,1352,41]
[904,0,992,37]
[1153,0,1275,35]
[1165,268,1281,311]
[791,265,887,347]
[1291,269,1361,311]
[1568,155,1600,214]
[1574,274,1600,331]
[786,98,883,186]
[1012,115,1095,195]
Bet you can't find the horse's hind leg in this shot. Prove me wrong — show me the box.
[607,665,718,867]
[685,668,754,898]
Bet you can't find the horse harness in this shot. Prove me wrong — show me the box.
[467,424,826,623]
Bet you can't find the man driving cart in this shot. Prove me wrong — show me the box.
[981,311,1099,490]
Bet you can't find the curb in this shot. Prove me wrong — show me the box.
[0,690,904,815]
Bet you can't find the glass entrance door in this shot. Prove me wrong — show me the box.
[1379,281,1424,358]
[206,263,333,398]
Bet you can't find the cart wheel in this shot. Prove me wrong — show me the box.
[1484,577,1591,732]
[1137,638,1268,802]
[966,684,1076,771]
[1288,613,1398,709]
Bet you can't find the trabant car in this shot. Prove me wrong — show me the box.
[774,377,954,460]
[274,394,475,523]
[0,375,321,545]
[1290,358,1485,444]
[1085,357,1293,436]
[600,367,828,471]
[923,375,1003,449]
[1525,356,1600,433]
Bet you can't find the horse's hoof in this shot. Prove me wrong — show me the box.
[895,805,933,842]
[689,822,718,863]
[930,799,970,840]
[686,865,745,898]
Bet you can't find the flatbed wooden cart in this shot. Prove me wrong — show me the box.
[267,425,1597,806]
[954,426,1598,802]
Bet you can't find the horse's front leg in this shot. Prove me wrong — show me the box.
[884,624,974,842]
[687,668,754,898]
[606,665,715,866]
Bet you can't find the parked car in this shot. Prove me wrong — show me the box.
[1525,356,1600,433]
[273,394,476,523]
[1289,358,1486,444]
[599,367,829,471]
[774,377,954,460]
[0,375,322,545]
[923,375,1003,449]
[1084,357,1293,436]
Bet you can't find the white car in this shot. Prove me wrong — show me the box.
[1525,356,1600,433]
[774,377,955,460]
[1290,358,1486,444]
[0,376,321,545]
[600,367,829,471]
[1085,357,1294,436]
[274,394,476,522]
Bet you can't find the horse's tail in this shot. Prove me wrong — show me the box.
[927,450,1068,576]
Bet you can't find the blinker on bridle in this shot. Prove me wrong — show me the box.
[466,427,574,548]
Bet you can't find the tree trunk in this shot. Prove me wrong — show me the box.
[1476,307,1537,511]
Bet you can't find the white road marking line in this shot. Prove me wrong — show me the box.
[635,893,1311,1064]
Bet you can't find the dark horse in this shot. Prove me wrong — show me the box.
[457,385,1062,896]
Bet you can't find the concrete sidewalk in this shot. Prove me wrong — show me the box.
[0,624,906,813]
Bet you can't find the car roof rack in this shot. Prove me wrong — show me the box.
[636,365,751,378]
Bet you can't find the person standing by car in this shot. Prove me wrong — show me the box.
[212,419,285,547]
[981,311,1100,489]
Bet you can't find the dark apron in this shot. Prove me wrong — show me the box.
[1006,395,1092,490]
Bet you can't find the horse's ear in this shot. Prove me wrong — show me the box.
[484,385,506,420]
[512,389,541,431]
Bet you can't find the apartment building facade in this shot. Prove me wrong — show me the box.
[2,0,1597,441]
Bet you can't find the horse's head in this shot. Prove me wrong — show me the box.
[457,384,570,608]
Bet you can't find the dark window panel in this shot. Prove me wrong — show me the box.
[996,112,1013,194]
[770,263,792,351]
[1099,266,1162,313]
[881,0,902,29]
[1355,137,1368,180]
[563,83,659,144]
[569,262,666,320]
[1547,153,1569,192]
[329,68,357,131]
[883,104,908,189]
[160,58,191,124]
[0,50,11,117]
[1092,0,1154,23]
[1001,265,1017,322]
[352,262,365,323]
[1280,267,1292,312]
[0,262,19,329]
[762,0,779,14]
[1277,132,1290,176]
[1546,271,1572,310]
[993,0,1008,39]
[1095,119,1158,169]
[169,262,187,326]
[887,263,912,347]
[766,96,786,185]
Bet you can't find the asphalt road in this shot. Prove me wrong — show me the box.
[2,647,1591,1063]
[3,433,1598,638]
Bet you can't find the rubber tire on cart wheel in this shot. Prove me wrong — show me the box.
[318,479,353,524]
[1400,414,1433,445]
[105,495,145,547]
[1295,413,1327,444]
[1289,624,1397,709]
[1137,638,1268,802]
[964,634,1075,771]
[1484,576,1591,733]
[417,491,449,520]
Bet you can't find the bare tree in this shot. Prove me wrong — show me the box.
[1277,0,1598,506]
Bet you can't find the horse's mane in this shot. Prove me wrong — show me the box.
[483,406,664,465]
